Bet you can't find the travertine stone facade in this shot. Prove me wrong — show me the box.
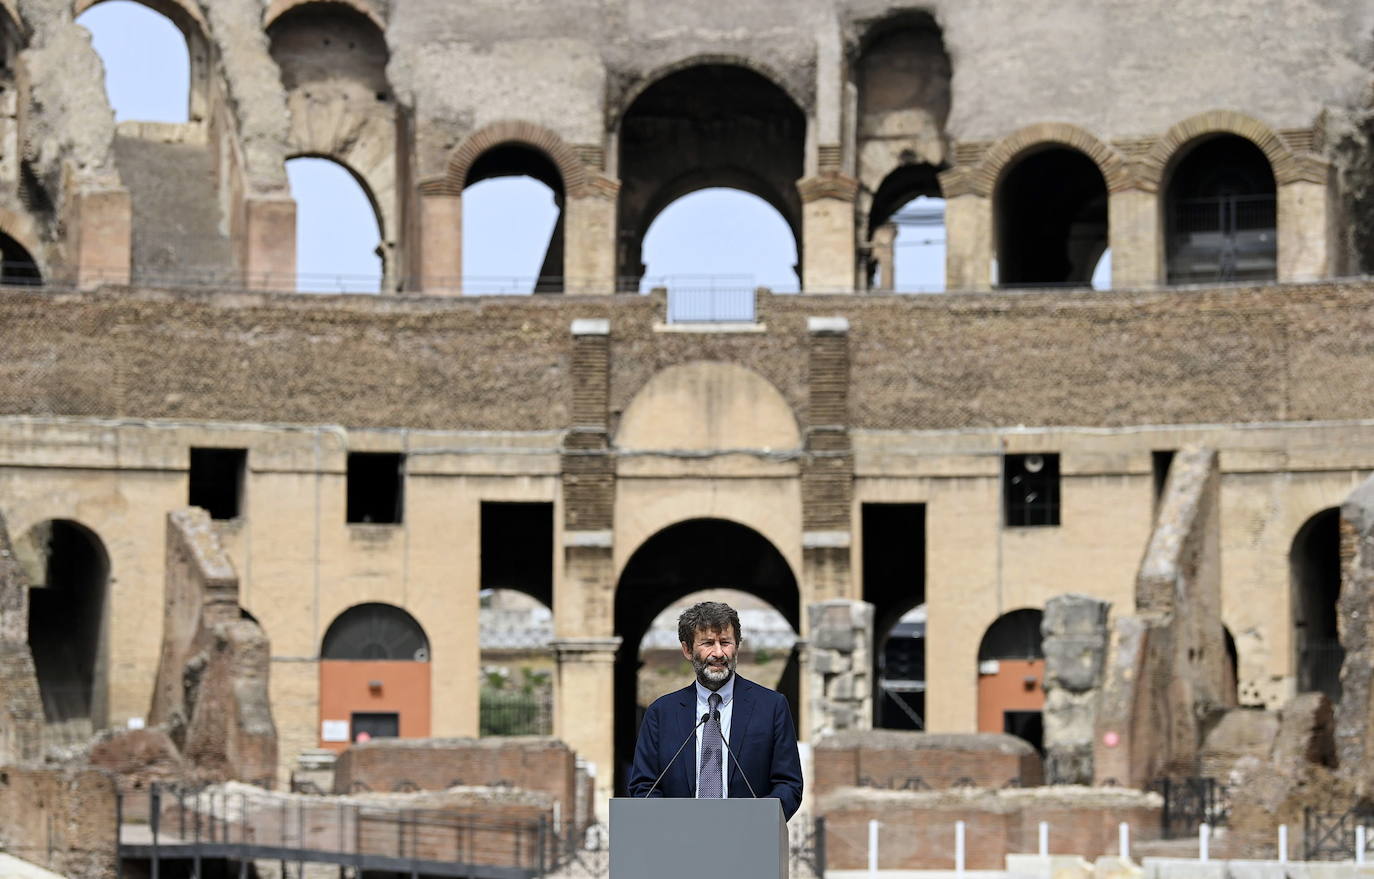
[808,599,873,739]
[1041,595,1111,785]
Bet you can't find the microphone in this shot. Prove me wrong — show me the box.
[716,708,759,798]
[643,711,710,798]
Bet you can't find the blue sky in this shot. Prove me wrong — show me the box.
[77,1,1094,295]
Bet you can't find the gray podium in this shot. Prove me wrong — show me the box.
[610,797,788,879]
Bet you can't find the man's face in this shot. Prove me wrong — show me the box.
[681,625,739,690]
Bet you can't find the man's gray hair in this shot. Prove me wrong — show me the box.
[677,601,742,646]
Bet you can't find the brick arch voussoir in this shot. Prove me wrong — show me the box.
[443,121,587,196]
[973,122,1125,197]
[1146,110,1295,188]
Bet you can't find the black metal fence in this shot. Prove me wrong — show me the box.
[117,783,551,879]
[1150,777,1229,839]
[1304,805,1374,861]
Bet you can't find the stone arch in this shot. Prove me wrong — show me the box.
[318,601,432,746]
[971,122,1127,197]
[612,517,801,793]
[1147,110,1298,188]
[0,205,47,282]
[439,121,587,197]
[321,601,430,660]
[1290,506,1342,703]
[74,0,208,39]
[288,152,387,242]
[263,0,385,32]
[615,361,801,454]
[75,0,211,125]
[976,607,1045,751]
[612,53,810,130]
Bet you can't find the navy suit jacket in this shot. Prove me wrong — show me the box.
[627,675,803,820]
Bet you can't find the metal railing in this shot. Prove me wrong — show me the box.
[1304,805,1374,861]
[1151,776,1229,839]
[480,693,552,737]
[116,783,551,879]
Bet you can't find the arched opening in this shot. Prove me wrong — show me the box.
[639,188,799,294]
[614,519,800,795]
[996,147,1108,288]
[286,156,384,292]
[0,232,41,286]
[866,165,945,293]
[977,608,1045,752]
[617,63,805,292]
[25,520,110,737]
[318,602,430,747]
[1165,134,1277,284]
[76,1,192,123]
[462,145,563,294]
[1291,508,1342,704]
[269,2,397,290]
[854,13,950,293]
[638,589,797,735]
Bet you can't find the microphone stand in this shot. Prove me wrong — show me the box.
[643,712,710,798]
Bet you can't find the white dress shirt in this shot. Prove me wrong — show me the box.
[693,674,735,798]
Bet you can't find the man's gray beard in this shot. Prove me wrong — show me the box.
[693,654,737,690]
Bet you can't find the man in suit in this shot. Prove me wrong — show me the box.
[628,600,804,820]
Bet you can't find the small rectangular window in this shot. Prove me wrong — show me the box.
[347,452,404,524]
[1004,453,1060,527]
[350,711,399,742]
[188,447,247,520]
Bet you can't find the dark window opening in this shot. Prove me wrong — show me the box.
[322,603,429,661]
[464,145,564,294]
[997,148,1107,288]
[346,452,403,524]
[1004,453,1060,527]
[1004,710,1044,754]
[189,447,246,520]
[1166,135,1276,284]
[862,503,926,729]
[351,711,398,741]
[978,609,1045,662]
[1152,450,1176,512]
[480,502,555,608]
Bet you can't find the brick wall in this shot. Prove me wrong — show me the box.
[814,731,1043,796]
[7,282,1374,432]
[0,767,118,879]
[332,737,576,817]
[819,787,1160,869]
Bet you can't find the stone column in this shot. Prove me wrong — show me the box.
[1337,476,1374,796]
[242,196,296,291]
[1108,187,1163,288]
[807,599,873,740]
[564,175,619,294]
[938,167,993,291]
[797,173,858,293]
[551,635,620,816]
[555,317,618,815]
[1041,594,1111,784]
[417,183,462,295]
[70,186,132,288]
[870,223,897,292]
[1277,158,1337,282]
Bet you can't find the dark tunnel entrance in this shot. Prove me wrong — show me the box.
[1291,508,1342,704]
[613,518,800,795]
[26,519,110,732]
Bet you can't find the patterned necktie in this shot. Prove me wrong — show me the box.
[699,692,723,798]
